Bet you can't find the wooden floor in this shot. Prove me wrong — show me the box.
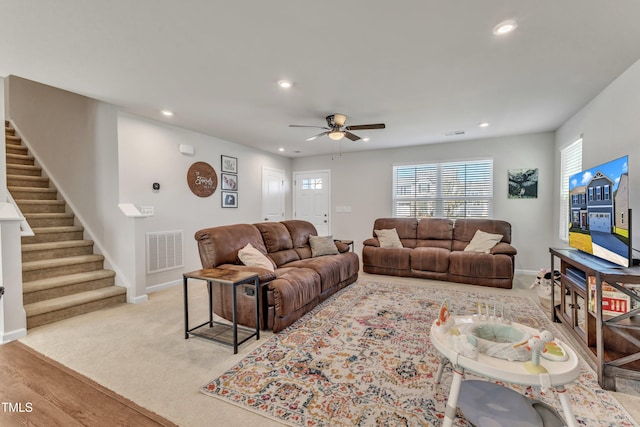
[0,341,178,427]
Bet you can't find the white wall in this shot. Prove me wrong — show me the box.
[555,58,640,255]
[117,113,292,289]
[292,132,555,272]
[5,76,292,297]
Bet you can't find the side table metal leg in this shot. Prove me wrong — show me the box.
[254,277,260,341]
[207,281,213,327]
[442,367,464,427]
[556,386,578,427]
[232,282,238,354]
[183,276,189,339]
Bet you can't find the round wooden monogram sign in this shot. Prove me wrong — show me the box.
[187,161,218,197]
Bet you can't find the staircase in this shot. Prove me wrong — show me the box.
[5,120,127,328]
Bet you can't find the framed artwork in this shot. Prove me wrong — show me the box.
[508,168,538,199]
[221,155,237,173]
[221,173,238,191]
[222,191,238,208]
[186,161,217,197]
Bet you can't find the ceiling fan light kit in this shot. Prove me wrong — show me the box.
[328,131,345,141]
[290,114,386,142]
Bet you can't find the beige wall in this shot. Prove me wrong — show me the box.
[555,57,640,254]
[293,132,555,272]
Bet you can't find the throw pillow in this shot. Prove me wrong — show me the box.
[374,228,403,248]
[238,243,275,271]
[464,230,503,253]
[309,235,339,257]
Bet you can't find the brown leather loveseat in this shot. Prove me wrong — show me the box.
[195,220,359,332]
[362,218,517,288]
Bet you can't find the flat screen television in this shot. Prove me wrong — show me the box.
[568,155,631,267]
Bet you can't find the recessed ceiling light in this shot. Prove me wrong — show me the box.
[278,80,293,89]
[278,147,285,152]
[478,122,490,128]
[493,19,518,35]
[362,137,370,142]
[161,110,174,117]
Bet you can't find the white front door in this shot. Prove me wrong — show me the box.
[294,170,330,236]
[262,167,286,222]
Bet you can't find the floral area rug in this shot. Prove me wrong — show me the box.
[201,281,638,426]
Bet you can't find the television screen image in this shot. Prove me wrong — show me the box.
[568,155,630,267]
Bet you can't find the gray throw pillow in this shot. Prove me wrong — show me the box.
[309,235,339,257]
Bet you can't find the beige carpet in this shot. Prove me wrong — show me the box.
[18,272,640,426]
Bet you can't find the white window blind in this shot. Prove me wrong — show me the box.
[393,159,493,219]
[559,138,583,241]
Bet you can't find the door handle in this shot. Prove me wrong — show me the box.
[264,218,269,221]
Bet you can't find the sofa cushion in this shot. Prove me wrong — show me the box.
[411,247,450,273]
[448,251,513,279]
[284,252,359,293]
[464,230,503,254]
[375,228,403,248]
[372,218,418,248]
[238,243,275,271]
[452,219,512,251]
[254,222,294,252]
[309,235,339,256]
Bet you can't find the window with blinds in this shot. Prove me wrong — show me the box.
[393,159,493,219]
[559,138,583,241]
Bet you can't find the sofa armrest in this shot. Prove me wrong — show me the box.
[490,242,517,256]
[334,240,350,253]
[363,237,380,247]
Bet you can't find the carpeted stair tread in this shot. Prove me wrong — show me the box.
[15,199,65,206]
[22,254,104,272]
[5,134,21,143]
[7,175,50,184]
[24,212,75,220]
[22,240,93,253]
[6,152,34,163]
[25,286,127,317]
[29,225,83,234]
[23,270,116,293]
[6,164,42,176]
[8,186,58,199]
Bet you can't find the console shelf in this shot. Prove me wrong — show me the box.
[550,248,640,390]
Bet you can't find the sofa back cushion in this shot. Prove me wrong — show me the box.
[452,219,512,251]
[282,220,318,259]
[195,224,267,268]
[254,222,300,266]
[372,218,419,248]
[416,218,454,249]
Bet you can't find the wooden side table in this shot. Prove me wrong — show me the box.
[183,268,260,354]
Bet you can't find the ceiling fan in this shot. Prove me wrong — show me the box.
[289,114,385,141]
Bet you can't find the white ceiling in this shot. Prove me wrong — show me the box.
[2,1,640,158]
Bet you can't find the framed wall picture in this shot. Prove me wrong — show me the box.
[221,173,238,190]
[221,155,237,173]
[508,168,538,199]
[222,191,238,208]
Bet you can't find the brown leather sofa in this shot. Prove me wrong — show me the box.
[195,220,359,332]
[362,218,517,288]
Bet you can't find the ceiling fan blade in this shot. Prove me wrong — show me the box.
[344,131,361,141]
[345,123,386,131]
[306,131,329,141]
[289,124,330,129]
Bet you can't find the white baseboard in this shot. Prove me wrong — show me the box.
[1,328,27,344]
[146,279,181,294]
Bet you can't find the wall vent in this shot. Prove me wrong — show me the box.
[146,230,184,274]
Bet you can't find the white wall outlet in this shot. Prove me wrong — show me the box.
[140,206,154,216]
